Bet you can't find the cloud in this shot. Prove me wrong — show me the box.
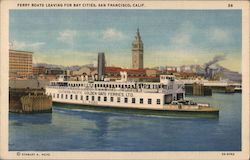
[101,28,126,41]
[208,28,231,43]
[57,30,77,44]
[11,40,45,50]
[171,34,191,46]
[170,21,195,48]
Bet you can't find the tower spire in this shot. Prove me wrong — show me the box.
[136,27,141,39]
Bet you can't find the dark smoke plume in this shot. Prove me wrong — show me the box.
[205,55,226,68]
[205,55,226,79]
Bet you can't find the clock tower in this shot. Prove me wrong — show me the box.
[132,28,144,69]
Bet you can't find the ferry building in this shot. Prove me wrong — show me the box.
[132,28,144,69]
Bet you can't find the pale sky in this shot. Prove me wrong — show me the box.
[10,10,242,72]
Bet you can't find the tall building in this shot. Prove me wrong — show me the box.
[97,52,105,80]
[9,49,33,78]
[132,28,144,69]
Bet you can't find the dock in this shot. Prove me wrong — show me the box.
[180,79,241,94]
[9,88,52,113]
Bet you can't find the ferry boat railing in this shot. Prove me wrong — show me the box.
[46,85,164,93]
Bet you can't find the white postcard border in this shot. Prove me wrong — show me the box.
[1,0,249,159]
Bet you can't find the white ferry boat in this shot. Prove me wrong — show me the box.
[45,72,219,117]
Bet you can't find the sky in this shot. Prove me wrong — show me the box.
[10,10,242,72]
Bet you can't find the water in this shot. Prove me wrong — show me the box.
[9,93,241,151]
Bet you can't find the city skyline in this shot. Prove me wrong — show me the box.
[10,10,242,72]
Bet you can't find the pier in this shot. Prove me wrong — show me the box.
[180,79,241,94]
[185,83,212,96]
[9,88,52,113]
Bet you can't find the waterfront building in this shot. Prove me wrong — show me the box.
[72,66,96,76]
[9,49,33,79]
[105,67,146,79]
[145,69,157,77]
[33,66,46,76]
[132,28,144,69]
[45,68,65,75]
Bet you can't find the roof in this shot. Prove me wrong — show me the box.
[9,49,33,54]
[105,66,146,74]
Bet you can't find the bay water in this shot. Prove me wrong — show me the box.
[9,93,241,151]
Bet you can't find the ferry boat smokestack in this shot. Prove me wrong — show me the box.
[97,52,105,81]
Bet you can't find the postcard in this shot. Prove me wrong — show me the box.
[0,0,249,159]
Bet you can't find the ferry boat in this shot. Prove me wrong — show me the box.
[45,72,219,117]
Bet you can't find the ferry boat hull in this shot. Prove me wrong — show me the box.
[53,101,219,118]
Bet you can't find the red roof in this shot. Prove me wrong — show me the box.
[105,67,145,74]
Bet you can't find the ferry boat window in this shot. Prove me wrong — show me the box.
[86,96,89,101]
[132,98,136,103]
[98,96,101,101]
[117,97,120,103]
[70,95,73,100]
[104,97,107,101]
[92,96,94,101]
[140,98,143,104]
[110,97,114,102]
[148,98,152,104]
[75,95,78,100]
[124,98,128,103]
[66,94,68,99]
[157,99,161,105]
[61,94,63,99]
[81,96,83,100]
[57,94,59,98]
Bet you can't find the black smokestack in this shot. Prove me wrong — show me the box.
[97,52,105,81]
